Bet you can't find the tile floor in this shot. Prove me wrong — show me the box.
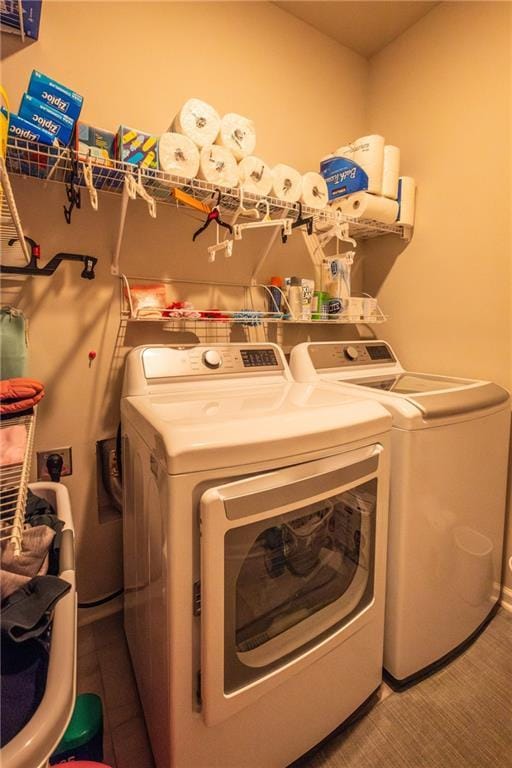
[77,609,512,768]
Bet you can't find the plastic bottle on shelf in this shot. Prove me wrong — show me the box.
[287,277,303,321]
[267,276,283,315]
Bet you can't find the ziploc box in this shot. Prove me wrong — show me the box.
[1,107,56,146]
[19,93,75,146]
[320,155,369,202]
[28,70,83,122]
[116,126,158,169]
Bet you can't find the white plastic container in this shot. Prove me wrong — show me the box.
[1,482,77,768]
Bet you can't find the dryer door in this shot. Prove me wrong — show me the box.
[200,443,384,726]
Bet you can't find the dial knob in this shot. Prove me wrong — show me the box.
[202,349,222,369]
[344,345,359,361]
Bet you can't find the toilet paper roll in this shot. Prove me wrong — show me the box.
[301,171,328,210]
[238,156,272,196]
[381,145,400,199]
[334,191,399,224]
[271,164,302,202]
[397,176,416,226]
[335,145,355,160]
[171,98,221,148]
[158,132,200,178]
[198,145,239,188]
[217,113,256,160]
[350,135,385,194]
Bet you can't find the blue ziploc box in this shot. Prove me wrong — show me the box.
[116,125,158,169]
[320,155,369,201]
[1,107,57,146]
[28,70,83,122]
[19,93,75,146]
[0,0,42,40]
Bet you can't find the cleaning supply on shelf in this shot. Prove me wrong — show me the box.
[287,276,303,320]
[342,135,385,195]
[237,155,272,196]
[2,108,57,147]
[320,155,369,201]
[76,124,115,165]
[397,176,416,226]
[267,276,283,314]
[116,126,158,169]
[300,278,315,320]
[216,113,256,160]
[19,93,75,146]
[301,172,328,210]
[198,145,238,188]
[171,98,221,148]
[271,164,302,202]
[158,132,200,178]
[381,145,400,199]
[0,0,42,39]
[311,290,329,320]
[126,283,167,317]
[333,191,399,224]
[27,71,83,122]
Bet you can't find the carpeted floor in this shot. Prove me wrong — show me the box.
[295,609,512,768]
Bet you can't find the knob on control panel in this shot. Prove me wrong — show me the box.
[202,349,222,369]
[344,345,359,361]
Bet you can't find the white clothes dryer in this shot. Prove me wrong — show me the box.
[290,340,510,689]
[121,343,392,768]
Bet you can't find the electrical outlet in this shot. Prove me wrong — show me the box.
[37,447,72,480]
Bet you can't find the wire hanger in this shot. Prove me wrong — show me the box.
[207,224,234,263]
[281,201,313,244]
[83,157,98,212]
[192,188,233,241]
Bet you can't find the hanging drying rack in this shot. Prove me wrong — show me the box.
[0,411,36,557]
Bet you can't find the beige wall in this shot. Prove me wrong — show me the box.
[1,1,368,602]
[365,2,512,588]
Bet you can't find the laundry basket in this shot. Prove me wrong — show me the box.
[0,482,77,768]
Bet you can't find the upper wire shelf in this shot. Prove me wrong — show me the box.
[5,139,411,241]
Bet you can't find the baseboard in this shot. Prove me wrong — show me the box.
[500,586,512,614]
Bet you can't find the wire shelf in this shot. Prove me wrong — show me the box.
[0,411,36,557]
[0,155,30,265]
[5,139,410,241]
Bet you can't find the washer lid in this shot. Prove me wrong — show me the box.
[121,382,391,474]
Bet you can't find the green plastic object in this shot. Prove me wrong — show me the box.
[53,693,103,753]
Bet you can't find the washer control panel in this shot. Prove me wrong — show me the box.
[142,345,284,379]
[309,341,396,370]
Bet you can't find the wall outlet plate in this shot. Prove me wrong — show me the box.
[37,447,72,480]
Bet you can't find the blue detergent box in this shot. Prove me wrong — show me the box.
[28,70,83,122]
[19,93,75,146]
[320,155,369,201]
[0,0,42,40]
[1,107,57,146]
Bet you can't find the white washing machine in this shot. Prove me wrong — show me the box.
[121,342,392,768]
[290,340,510,689]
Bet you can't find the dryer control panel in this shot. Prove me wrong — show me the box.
[309,341,396,370]
[141,344,285,380]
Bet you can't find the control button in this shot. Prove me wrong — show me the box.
[345,345,359,361]
[202,350,223,369]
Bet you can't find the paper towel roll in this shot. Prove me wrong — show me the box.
[158,132,200,178]
[349,135,385,194]
[334,191,399,224]
[335,145,355,161]
[301,172,328,210]
[217,113,256,160]
[271,164,302,202]
[382,145,400,199]
[238,156,272,196]
[198,145,238,188]
[397,176,416,226]
[171,98,221,148]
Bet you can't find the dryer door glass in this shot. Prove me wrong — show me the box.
[223,477,376,692]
